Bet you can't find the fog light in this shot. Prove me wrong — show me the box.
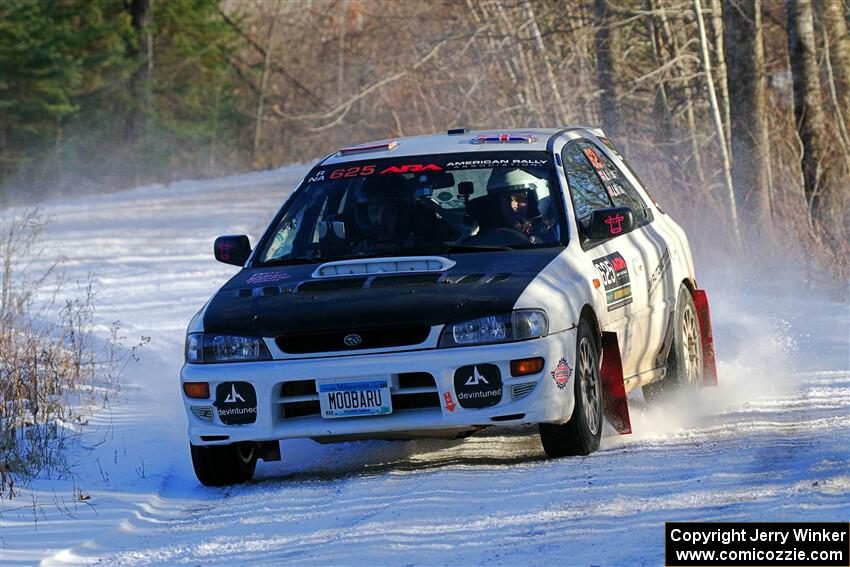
[510,357,544,376]
[183,382,210,399]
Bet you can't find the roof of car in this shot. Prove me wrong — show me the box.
[322,127,605,165]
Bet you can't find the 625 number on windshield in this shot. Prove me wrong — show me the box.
[329,165,375,179]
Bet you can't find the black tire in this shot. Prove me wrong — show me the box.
[643,284,704,402]
[190,441,258,486]
[539,318,603,457]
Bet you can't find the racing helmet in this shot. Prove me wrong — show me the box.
[485,168,542,220]
[485,168,542,195]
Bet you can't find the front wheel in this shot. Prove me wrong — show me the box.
[539,318,603,457]
[190,441,258,486]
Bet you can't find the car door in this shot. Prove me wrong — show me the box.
[593,138,680,375]
[560,140,659,377]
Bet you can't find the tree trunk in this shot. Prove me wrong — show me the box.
[253,1,283,168]
[593,0,622,138]
[694,0,740,243]
[664,4,707,185]
[818,0,850,240]
[724,0,771,232]
[125,0,151,146]
[337,0,349,103]
[786,0,834,235]
[819,0,850,134]
[646,0,678,184]
[817,0,850,164]
[709,0,731,156]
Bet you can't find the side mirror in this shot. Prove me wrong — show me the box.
[587,207,635,240]
[214,235,251,266]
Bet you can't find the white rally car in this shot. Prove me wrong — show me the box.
[181,127,718,486]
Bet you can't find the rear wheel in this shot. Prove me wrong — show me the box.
[190,441,258,486]
[539,318,603,457]
[643,284,704,402]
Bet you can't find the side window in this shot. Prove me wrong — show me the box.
[562,142,612,234]
[577,141,652,226]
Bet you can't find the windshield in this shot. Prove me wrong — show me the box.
[256,151,564,265]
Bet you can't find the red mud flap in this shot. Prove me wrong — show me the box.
[600,332,631,435]
[691,289,718,387]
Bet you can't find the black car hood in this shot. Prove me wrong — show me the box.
[203,248,562,337]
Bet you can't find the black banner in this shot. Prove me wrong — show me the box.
[666,522,849,566]
[453,364,502,409]
[213,381,258,425]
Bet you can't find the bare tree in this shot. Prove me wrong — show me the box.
[125,0,152,146]
[593,0,622,138]
[786,0,835,235]
[694,0,740,242]
[724,0,772,230]
[252,0,285,168]
[817,0,850,157]
[709,0,731,154]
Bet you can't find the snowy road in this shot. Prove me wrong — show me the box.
[1,166,848,565]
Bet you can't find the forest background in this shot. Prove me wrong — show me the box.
[1,0,848,276]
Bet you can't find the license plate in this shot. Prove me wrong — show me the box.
[317,377,392,418]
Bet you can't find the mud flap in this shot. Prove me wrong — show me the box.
[600,332,631,435]
[691,289,718,387]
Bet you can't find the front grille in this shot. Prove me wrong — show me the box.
[398,372,436,389]
[278,373,440,420]
[281,379,317,397]
[282,400,321,419]
[275,325,430,354]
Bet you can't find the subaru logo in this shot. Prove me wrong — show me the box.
[343,334,363,347]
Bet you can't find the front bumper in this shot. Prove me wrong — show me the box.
[181,329,577,445]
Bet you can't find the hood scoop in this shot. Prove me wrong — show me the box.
[311,256,456,278]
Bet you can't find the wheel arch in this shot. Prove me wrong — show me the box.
[579,304,602,352]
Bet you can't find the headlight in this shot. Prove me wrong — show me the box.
[439,310,548,348]
[186,333,204,363]
[185,333,271,363]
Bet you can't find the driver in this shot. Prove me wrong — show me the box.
[485,168,557,243]
[353,175,415,254]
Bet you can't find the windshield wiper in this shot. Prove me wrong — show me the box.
[445,244,513,253]
[261,244,514,265]
[259,256,321,266]
[321,244,513,262]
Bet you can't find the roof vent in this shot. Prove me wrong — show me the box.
[472,134,536,144]
[447,128,468,135]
